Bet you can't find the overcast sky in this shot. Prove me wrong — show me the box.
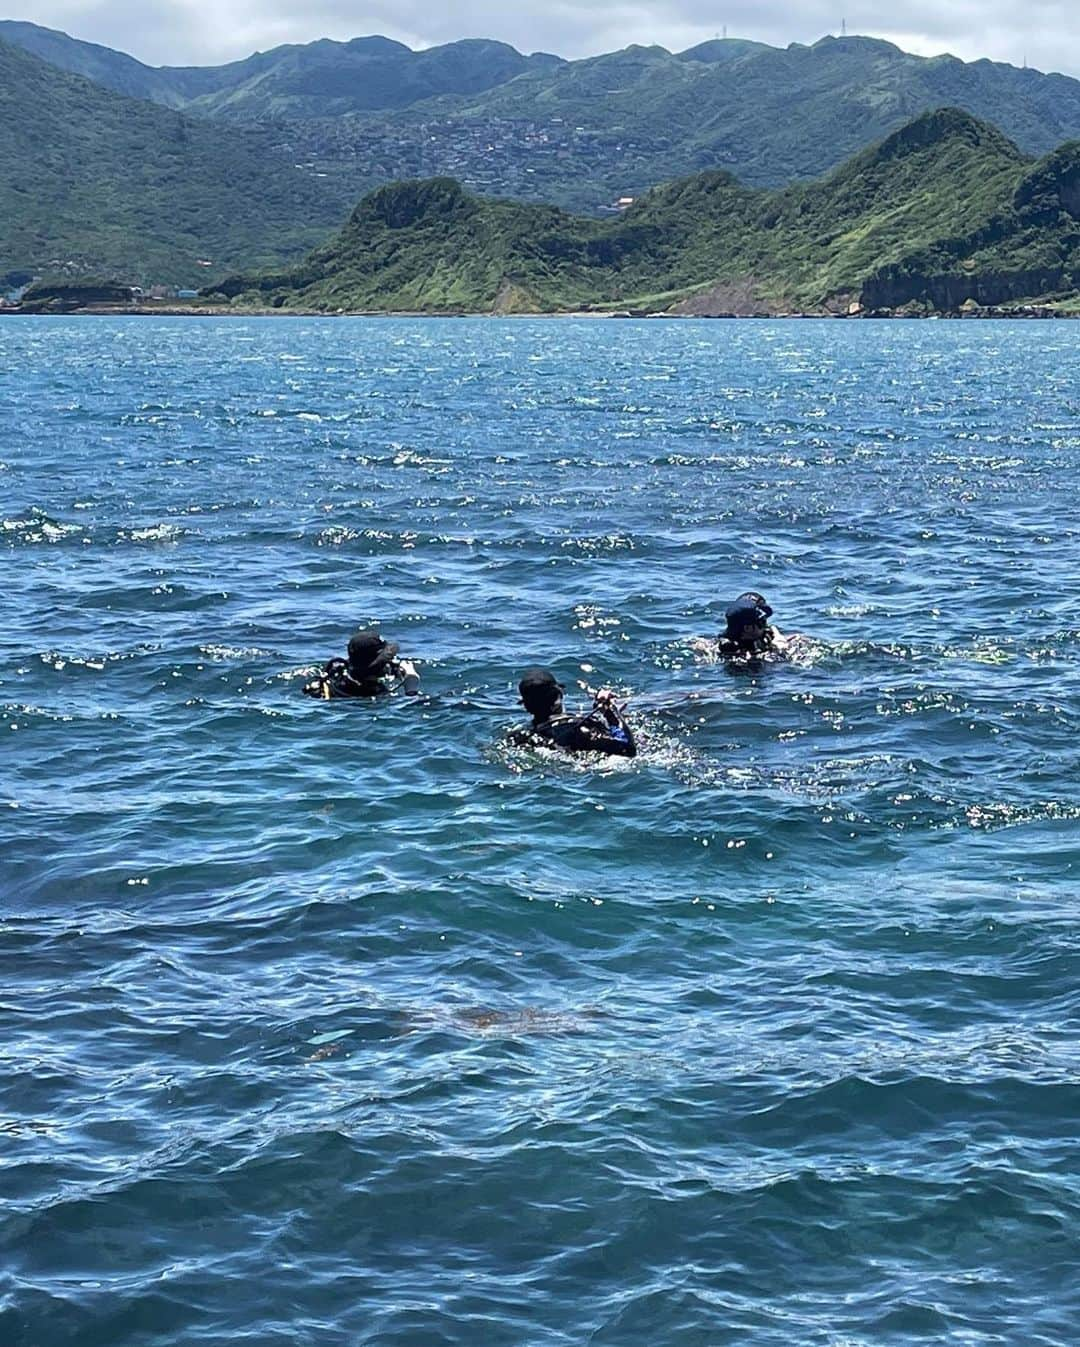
[7,0,1078,77]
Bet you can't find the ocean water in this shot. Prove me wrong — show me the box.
[2,316,1079,1346]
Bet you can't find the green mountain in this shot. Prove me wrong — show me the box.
[0,22,563,118]
[207,110,1080,315]
[385,35,1080,202]
[862,137,1080,310]
[0,38,352,286]
[444,34,1080,167]
[677,39,772,65]
[5,22,1080,214]
[0,19,189,105]
[182,38,563,119]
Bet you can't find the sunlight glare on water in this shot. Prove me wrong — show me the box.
[2,317,1079,1346]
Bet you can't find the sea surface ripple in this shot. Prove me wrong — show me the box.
[2,317,1079,1346]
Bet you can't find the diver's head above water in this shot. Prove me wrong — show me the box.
[347,628,399,681]
[722,592,775,651]
[518,667,565,722]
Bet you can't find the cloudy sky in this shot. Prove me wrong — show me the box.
[7,0,1078,77]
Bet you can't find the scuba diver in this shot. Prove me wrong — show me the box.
[716,592,788,661]
[303,628,420,699]
[510,667,637,757]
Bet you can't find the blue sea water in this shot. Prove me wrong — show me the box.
[2,316,1079,1346]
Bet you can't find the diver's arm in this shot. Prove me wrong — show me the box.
[395,658,421,695]
[585,691,637,758]
[589,706,636,757]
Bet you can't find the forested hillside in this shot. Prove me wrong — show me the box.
[208,111,1080,315]
[0,38,351,285]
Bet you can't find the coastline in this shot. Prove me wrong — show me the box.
[2,304,1078,320]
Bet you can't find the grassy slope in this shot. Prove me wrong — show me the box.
[212,110,1071,313]
[863,138,1080,308]
[0,39,353,286]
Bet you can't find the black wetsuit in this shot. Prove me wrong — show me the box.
[511,706,637,757]
[303,658,420,699]
[717,628,782,661]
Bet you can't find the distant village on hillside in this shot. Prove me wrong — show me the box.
[271,114,666,210]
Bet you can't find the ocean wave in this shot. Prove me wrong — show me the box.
[3,317,1079,1347]
[3,511,87,546]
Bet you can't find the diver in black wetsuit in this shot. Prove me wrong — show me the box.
[510,667,637,757]
[303,628,421,699]
[716,592,787,661]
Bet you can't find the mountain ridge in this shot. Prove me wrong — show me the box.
[206,108,1080,315]
[0,21,566,115]
[6,21,1080,216]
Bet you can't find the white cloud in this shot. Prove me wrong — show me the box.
[5,0,1078,76]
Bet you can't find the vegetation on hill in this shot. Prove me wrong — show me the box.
[6,22,1080,215]
[183,38,562,119]
[207,110,1080,315]
[0,38,352,286]
[0,19,189,105]
[676,39,771,65]
[3,22,1077,294]
[405,36,1080,202]
[260,35,1080,214]
[0,23,563,118]
[862,139,1080,309]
